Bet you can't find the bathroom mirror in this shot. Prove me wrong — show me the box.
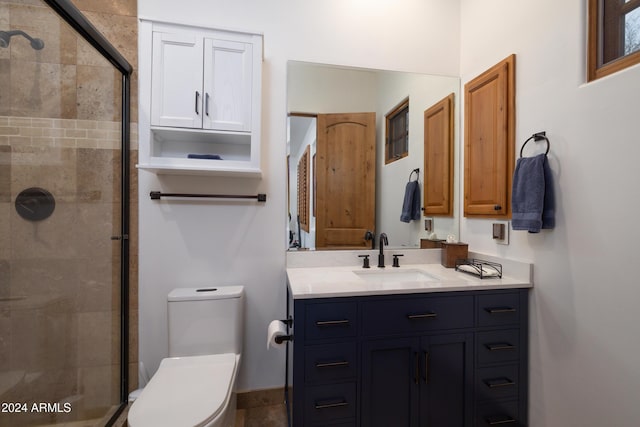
[287,61,460,250]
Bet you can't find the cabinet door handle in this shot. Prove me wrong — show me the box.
[483,377,515,388]
[485,342,516,351]
[414,352,419,384]
[314,401,348,410]
[316,319,350,327]
[407,312,437,320]
[316,360,349,368]
[424,351,429,384]
[485,307,516,314]
[485,415,517,425]
[195,91,200,115]
[205,92,210,116]
[494,205,502,211]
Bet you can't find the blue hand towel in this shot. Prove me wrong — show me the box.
[400,180,421,223]
[511,153,555,233]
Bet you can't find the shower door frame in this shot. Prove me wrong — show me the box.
[40,0,133,424]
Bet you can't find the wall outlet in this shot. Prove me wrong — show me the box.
[492,222,509,245]
[424,218,433,232]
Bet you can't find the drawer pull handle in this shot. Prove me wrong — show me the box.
[486,306,516,314]
[316,319,350,327]
[314,401,349,410]
[407,312,437,320]
[484,377,515,388]
[486,415,517,425]
[486,343,516,351]
[316,361,349,368]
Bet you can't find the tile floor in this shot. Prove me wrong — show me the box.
[109,388,289,427]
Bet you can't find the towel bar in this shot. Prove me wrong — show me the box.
[150,191,267,202]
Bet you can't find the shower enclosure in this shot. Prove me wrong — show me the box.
[0,0,131,426]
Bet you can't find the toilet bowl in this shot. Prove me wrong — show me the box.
[128,286,244,427]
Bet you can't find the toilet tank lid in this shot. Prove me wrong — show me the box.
[168,286,244,302]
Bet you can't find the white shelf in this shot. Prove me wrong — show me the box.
[137,159,262,177]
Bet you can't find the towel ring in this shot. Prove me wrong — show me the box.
[520,132,550,158]
[409,168,420,181]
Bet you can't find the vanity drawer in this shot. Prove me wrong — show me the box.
[478,292,521,327]
[304,382,357,424]
[361,295,473,336]
[305,342,357,383]
[475,364,520,401]
[477,329,520,365]
[305,301,357,341]
[475,400,522,427]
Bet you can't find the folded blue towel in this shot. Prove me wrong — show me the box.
[187,154,222,160]
[400,180,421,223]
[511,153,555,233]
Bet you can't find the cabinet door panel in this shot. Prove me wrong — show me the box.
[203,38,252,132]
[420,333,473,427]
[362,337,419,427]
[151,32,203,128]
[464,54,515,218]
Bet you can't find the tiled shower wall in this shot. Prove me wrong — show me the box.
[0,0,138,424]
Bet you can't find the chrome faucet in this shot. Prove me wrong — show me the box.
[378,233,388,268]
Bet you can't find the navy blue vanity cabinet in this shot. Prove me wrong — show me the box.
[293,299,359,427]
[361,333,473,427]
[360,294,474,427]
[291,289,529,427]
[474,290,529,427]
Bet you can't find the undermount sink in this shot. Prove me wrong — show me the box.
[354,269,438,283]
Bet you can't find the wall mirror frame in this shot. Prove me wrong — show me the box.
[286,61,460,251]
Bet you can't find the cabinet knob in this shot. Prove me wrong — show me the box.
[494,205,502,211]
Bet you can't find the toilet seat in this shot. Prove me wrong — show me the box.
[128,353,237,427]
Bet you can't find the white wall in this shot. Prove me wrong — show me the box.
[137,0,460,391]
[460,0,640,425]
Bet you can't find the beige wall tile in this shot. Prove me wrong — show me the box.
[76,65,118,121]
[77,311,118,367]
[10,61,77,119]
[72,0,137,17]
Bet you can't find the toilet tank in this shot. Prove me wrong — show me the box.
[167,286,244,357]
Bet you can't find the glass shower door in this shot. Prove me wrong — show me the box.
[0,0,129,425]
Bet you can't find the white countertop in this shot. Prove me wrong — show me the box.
[287,262,532,299]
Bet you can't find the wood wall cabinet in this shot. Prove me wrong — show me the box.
[424,93,455,216]
[464,55,515,217]
[291,289,529,426]
[138,20,263,176]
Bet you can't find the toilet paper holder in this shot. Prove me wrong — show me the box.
[275,317,293,344]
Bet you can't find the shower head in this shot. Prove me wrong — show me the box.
[0,30,45,50]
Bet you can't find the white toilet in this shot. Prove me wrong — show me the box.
[128,286,244,427]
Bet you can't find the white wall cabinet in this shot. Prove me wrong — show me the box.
[138,20,263,176]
